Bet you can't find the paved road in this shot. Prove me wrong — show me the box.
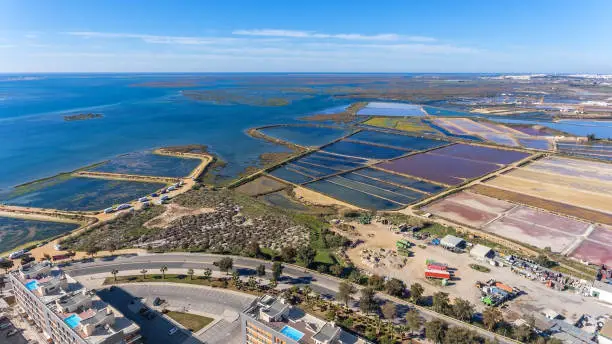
[63,254,340,298]
[62,253,517,344]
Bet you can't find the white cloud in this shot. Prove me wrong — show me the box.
[65,31,238,45]
[232,29,435,42]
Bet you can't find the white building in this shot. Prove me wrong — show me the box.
[599,320,612,344]
[10,261,141,344]
[469,244,494,261]
[590,280,612,304]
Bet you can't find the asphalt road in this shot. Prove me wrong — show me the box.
[62,254,340,298]
[61,253,517,344]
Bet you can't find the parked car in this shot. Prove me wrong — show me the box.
[6,328,19,337]
[0,322,12,330]
[168,327,178,335]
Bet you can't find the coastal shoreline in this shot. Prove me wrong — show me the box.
[0,145,214,257]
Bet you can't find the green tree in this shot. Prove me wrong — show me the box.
[187,268,194,280]
[87,247,99,258]
[302,286,312,303]
[160,265,168,279]
[272,262,283,280]
[217,257,233,274]
[140,269,148,280]
[381,302,397,321]
[514,324,533,343]
[256,264,266,277]
[405,309,422,337]
[483,307,503,331]
[247,241,261,258]
[443,327,478,344]
[232,271,242,289]
[280,246,297,262]
[425,319,447,344]
[410,283,424,304]
[0,260,14,274]
[337,281,356,307]
[432,292,450,314]
[203,267,212,280]
[111,269,119,282]
[359,287,378,314]
[368,274,385,290]
[452,298,474,322]
[108,243,117,256]
[247,276,257,290]
[385,278,406,297]
[329,264,343,276]
[297,246,316,268]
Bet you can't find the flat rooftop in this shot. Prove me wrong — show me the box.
[12,263,139,344]
[244,295,367,344]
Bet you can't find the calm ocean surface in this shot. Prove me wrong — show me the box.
[0,74,349,191]
[2,73,611,192]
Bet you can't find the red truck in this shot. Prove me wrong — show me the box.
[425,269,451,279]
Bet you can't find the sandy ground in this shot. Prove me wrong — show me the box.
[506,168,612,196]
[144,203,214,228]
[73,170,179,184]
[486,174,612,214]
[293,185,359,209]
[342,221,612,322]
[0,210,84,225]
[234,176,288,196]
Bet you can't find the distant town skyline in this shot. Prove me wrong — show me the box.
[1,0,611,73]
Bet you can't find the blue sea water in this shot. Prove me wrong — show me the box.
[0,216,79,252]
[0,74,351,191]
[90,150,201,177]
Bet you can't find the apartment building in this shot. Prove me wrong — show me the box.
[10,261,141,344]
[241,294,369,344]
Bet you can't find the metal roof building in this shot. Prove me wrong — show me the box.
[440,235,465,249]
[470,244,494,260]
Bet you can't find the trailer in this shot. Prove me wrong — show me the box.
[426,259,448,267]
[427,264,448,271]
[425,269,451,279]
[495,282,513,293]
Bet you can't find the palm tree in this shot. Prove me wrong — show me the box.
[140,269,148,280]
[111,269,119,282]
[160,265,168,279]
[187,268,194,280]
[303,285,312,303]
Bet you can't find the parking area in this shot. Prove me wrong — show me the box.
[97,283,256,344]
[1,306,42,344]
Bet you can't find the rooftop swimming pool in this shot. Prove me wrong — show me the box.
[25,280,38,291]
[280,325,304,341]
[64,314,82,329]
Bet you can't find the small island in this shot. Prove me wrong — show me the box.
[63,113,104,121]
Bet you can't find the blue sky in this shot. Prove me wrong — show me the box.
[1,0,611,73]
